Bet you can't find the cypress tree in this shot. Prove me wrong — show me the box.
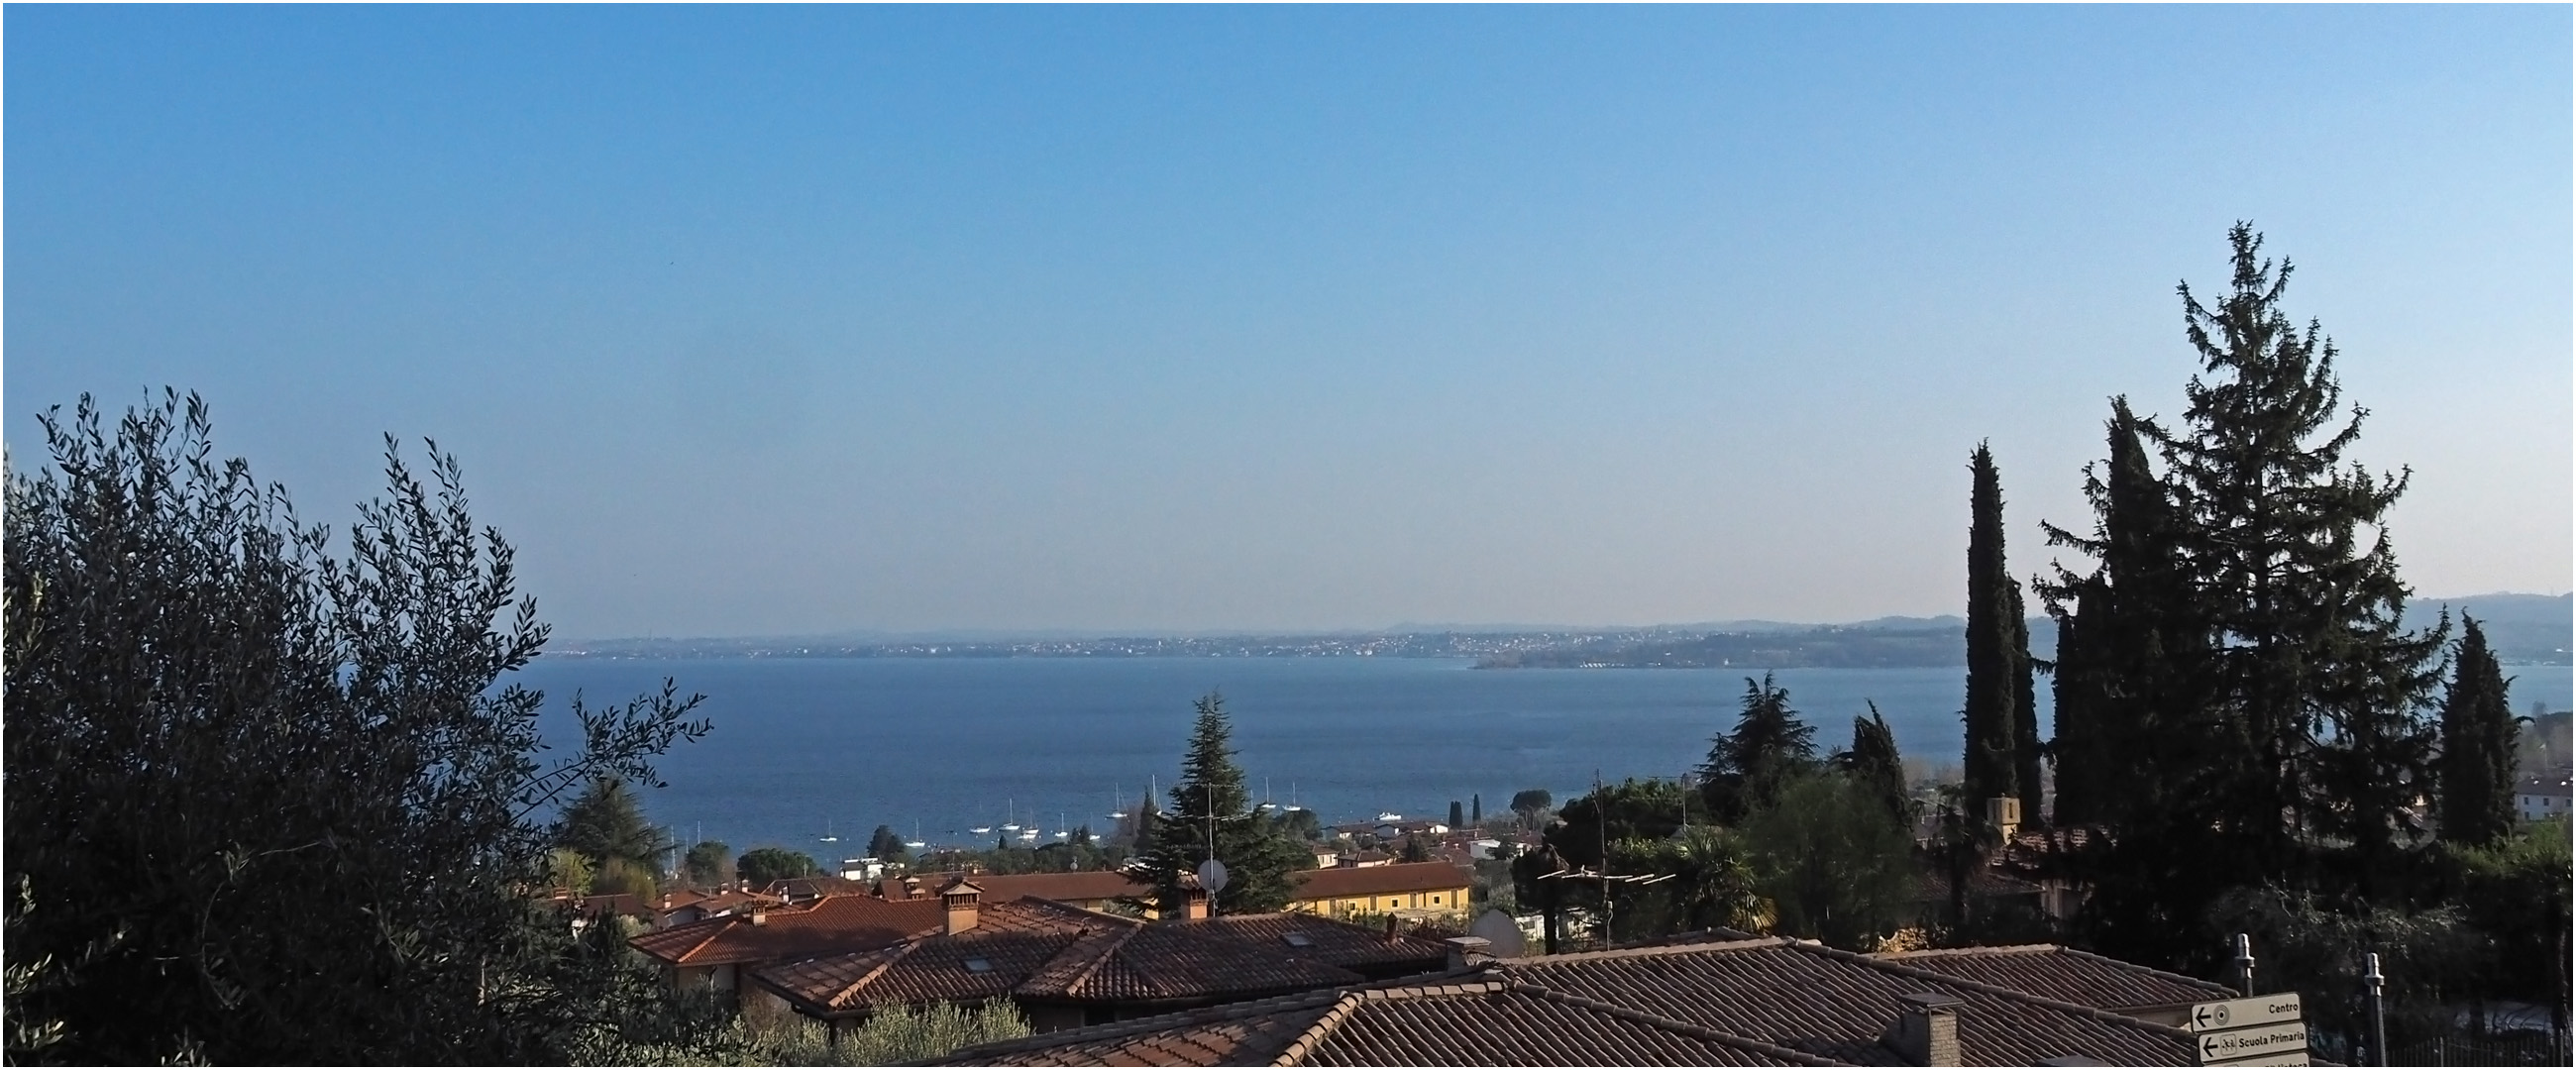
[1963,443,2029,820]
[1832,701,1910,827]
[2039,399,2202,829]
[1449,801,1465,830]
[2438,616,2518,846]
[1471,794,1482,825]
[2155,223,2446,894]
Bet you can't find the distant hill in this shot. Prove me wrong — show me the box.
[2411,593,2571,665]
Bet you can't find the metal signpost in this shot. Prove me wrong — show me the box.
[2188,993,2308,1067]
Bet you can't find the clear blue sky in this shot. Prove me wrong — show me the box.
[8,6,2568,639]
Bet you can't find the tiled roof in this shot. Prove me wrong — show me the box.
[1874,944,2233,1012]
[1292,862,1473,900]
[766,875,874,900]
[1182,913,1449,976]
[749,900,1423,1018]
[939,976,1845,1066]
[629,895,941,967]
[1508,938,2199,1066]
[885,870,1152,904]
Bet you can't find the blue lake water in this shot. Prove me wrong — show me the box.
[517,656,2573,860]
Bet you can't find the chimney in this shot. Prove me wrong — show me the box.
[1883,993,1964,1066]
[1181,886,1210,920]
[941,879,982,935]
[747,908,768,926]
[901,876,922,902]
[1444,935,1492,971]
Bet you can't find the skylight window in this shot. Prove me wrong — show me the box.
[964,958,993,973]
[1283,933,1313,947]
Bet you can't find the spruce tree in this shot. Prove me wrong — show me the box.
[2438,617,2518,847]
[2155,223,2446,894]
[1963,442,2030,820]
[1129,693,1308,914]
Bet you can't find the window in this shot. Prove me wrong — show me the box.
[964,958,992,973]
[1283,933,1313,947]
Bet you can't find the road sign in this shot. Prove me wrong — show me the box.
[2188,994,2304,1033]
[1196,858,1230,895]
[2196,1021,2308,1065]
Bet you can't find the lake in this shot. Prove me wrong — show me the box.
[517,656,2573,860]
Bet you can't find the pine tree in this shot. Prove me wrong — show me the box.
[559,776,675,883]
[1697,674,1817,824]
[1833,702,1910,828]
[2155,223,2446,894]
[1128,693,1308,915]
[1964,443,2031,820]
[2438,617,2518,846]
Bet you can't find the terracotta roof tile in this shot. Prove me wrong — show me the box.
[1874,944,2233,1012]
[1510,938,2198,1066]
[1292,862,1472,901]
[628,895,940,967]
[1179,913,1450,976]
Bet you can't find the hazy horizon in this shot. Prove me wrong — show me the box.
[9,7,2568,640]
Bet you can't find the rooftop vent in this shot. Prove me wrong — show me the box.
[963,958,993,974]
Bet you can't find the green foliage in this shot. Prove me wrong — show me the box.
[1509,789,1554,823]
[1449,801,1465,829]
[1274,806,1324,842]
[559,776,672,891]
[1738,772,1919,951]
[733,1001,1031,1066]
[867,824,912,864]
[1832,702,1910,827]
[683,840,735,889]
[2440,818,2572,1015]
[1400,834,1433,863]
[2205,885,2487,1059]
[1603,827,1769,940]
[1697,674,1818,824]
[1545,777,1699,869]
[2438,618,2519,847]
[551,848,597,896]
[1130,693,1310,914]
[737,847,822,886]
[1964,442,2034,817]
[1,392,710,1063]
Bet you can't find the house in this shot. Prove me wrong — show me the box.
[937,934,2212,1066]
[2517,774,2572,820]
[742,879,1452,1034]
[881,869,1152,913]
[629,893,944,995]
[1286,861,1474,921]
[656,886,789,926]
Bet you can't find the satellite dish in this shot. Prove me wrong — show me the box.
[1469,910,1527,957]
[1196,858,1230,895]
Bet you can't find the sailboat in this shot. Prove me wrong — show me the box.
[1108,784,1127,821]
[904,820,925,850]
[1284,782,1306,812]
[1000,798,1021,832]
[819,818,838,844]
[1257,777,1277,811]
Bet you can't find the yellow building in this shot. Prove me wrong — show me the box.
[1285,861,1473,921]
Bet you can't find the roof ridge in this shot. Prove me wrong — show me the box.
[1056,919,1146,997]
[1498,935,1794,965]
[827,940,920,1011]
[1267,991,1364,1066]
[1505,979,1851,1067]
[1781,940,2197,1037]
[1876,943,2063,958]
[2052,944,2239,995]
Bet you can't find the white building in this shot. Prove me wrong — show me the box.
[2516,775,2571,821]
